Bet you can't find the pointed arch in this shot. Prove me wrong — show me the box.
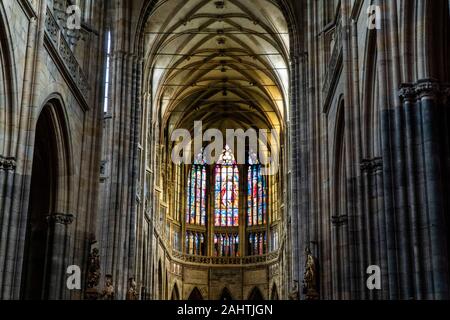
[171,283,180,300]
[361,28,381,158]
[188,287,204,300]
[35,95,74,214]
[271,284,279,300]
[248,287,264,301]
[21,96,74,299]
[0,2,18,155]
[220,287,233,301]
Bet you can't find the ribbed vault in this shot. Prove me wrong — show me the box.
[143,0,290,135]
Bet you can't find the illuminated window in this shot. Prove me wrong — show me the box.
[214,146,239,227]
[103,31,111,113]
[214,233,239,257]
[247,152,267,226]
[186,151,207,226]
[248,232,266,256]
[186,231,205,256]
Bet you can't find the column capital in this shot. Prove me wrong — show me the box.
[399,84,416,102]
[360,157,383,173]
[399,80,449,102]
[331,215,348,227]
[0,156,17,171]
[47,213,75,225]
[415,79,442,99]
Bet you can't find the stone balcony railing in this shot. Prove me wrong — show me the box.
[171,250,280,267]
[44,6,89,103]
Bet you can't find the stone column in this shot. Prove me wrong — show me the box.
[46,213,74,300]
[415,80,450,299]
[0,158,17,293]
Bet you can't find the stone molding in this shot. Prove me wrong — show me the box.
[331,215,348,227]
[47,213,75,225]
[360,157,383,173]
[0,156,17,171]
[400,79,450,102]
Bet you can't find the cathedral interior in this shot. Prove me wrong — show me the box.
[0,0,450,300]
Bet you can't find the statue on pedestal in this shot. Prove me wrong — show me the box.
[85,246,101,300]
[101,275,115,300]
[126,277,139,300]
[289,281,300,300]
[303,247,319,300]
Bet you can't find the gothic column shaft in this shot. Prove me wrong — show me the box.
[375,0,399,299]
[47,213,74,300]
[401,87,424,298]
[418,82,450,299]
[341,0,357,298]
[1,0,43,297]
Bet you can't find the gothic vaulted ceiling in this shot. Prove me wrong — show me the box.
[143,0,290,133]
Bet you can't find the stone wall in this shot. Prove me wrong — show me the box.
[0,0,105,300]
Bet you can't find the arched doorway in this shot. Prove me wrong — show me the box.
[220,288,233,301]
[21,101,72,300]
[248,287,264,301]
[188,287,203,300]
[21,107,56,300]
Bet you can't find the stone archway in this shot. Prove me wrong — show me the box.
[21,107,56,300]
[188,287,204,300]
[248,287,264,301]
[21,100,73,300]
[171,283,180,300]
[220,288,233,301]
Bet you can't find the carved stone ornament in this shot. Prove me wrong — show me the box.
[126,277,139,300]
[87,248,101,289]
[0,156,17,171]
[400,79,449,102]
[288,281,300,300]
[303,247,319,300]
[360,157,383,173]
[101,275,115,300]
[47,213,75,225]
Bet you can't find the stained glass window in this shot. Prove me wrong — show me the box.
[186,151,207,226]
[247,153,267,226]
[214,233,239,257]
[186,231,205,256]
[248,232,266,256]
[214,146,239,227]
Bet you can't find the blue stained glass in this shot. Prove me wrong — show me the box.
[214,147,239,228]
[187,162,207,226]
[186,174,191,224]
[247,153,267,227]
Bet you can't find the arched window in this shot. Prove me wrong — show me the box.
[247,152,267,226]
[186,151,206,226]
[214,146,239,227]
